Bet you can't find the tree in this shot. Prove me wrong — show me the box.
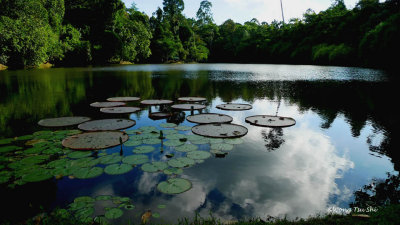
[196,0,213,25]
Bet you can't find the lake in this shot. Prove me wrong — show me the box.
[0,64,398,224]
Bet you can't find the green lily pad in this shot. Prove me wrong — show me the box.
[160,123,177,128]
[224,138,244,145]
[139,126,158,132]
[124,140,143,147]
[0,171,12,184]
[16,135,34,141]
[152,212,160,218]
[68,151,92,159]
[157,204,166,209]
[186,151,211,160]
[161,130,178,135]
[62,131,128,150]
[190,139,209,145]
[165,134,186,140]
[73,167,103,179]
[0,145,23,153]
[95,195,112,201]
[75,207,95,219]
[104,164,133,175]
[143,138,161,145]
[163,140,185,147]
[98,154,122,164]
[0,138,14,145]
[38,117,91,127]
[157,178,192,194]
[133,146,155,154]
[208,138,223,144]
[167,157,195,168]
[47,158,69,168]
[67,157,99,168]
[174,126,192,131]
[68,201,91,211]
[42,147,63,154]
[211,143,234,151]
[141,162,168,173]
[78,119,136,131]
[24,146,45,154]
[74,196,95,203]
[22,168,53,182]
[105,208,124,219]
[175,144,198,152]
[163,168,183,175]
[124,204,135,210]
[122,154,149,165]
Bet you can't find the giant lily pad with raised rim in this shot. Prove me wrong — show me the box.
[140,99,173,105]
[149,112,173,120]
[157,178,192,194]
[104,164,133,175]
[177,97,206,102]
[122,154,149,165]
[107,97,141,102]
[78,119,136,131]
[171,104,206,111]
[186,151,211,160]
[100,107,141,114]
[62,131,128,150]
[38,117,91,127]
[90,102,126,108]
[192,123,248,138]
[186,113,233,124]
[245,115,296,128]
[216,103,252,111]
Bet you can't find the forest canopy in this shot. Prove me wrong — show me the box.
[0,0,399,69]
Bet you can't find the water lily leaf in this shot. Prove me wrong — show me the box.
[141,162,168,173]
[75,207,95,219]
[105,208,124,219]
[167,157,195,168]
[161,130,178,135]
[0,171,12,184]
[210,149,228,158]
[160,123,177,128]
[133,146,155,154]
[62,131,128,150]
[192,124,248,138]
[24,146,45,154]
[177,97,206,102]
[95,195,112,201]
[211,143,234,151]
[73,167,103,179]
[143,138,161,145]
[47,158,69,168]
[140,99,173,105]
[124,204,135,210]
[0,138,14,145]
[100,107,141,114]
[74,196,95,203]
[245,115,296,128]
[165,134,186,140]
[186,135,204,141]
[186,151,211,160]
[186,113,233,124]
[152,212,160,218]
[67,157,99,168]
[0,145,23,153]
[42,147,63,154]
[69,201,91,211]
[68,151,92,159]
[216,103,252,111]
[16,135,34,141]
[90,102,126,108]
[174,126,192,131]
[78,119,136,131]
[171,104,206,111]
[124,140,142,147]
[175,144,198,152]
[122,154,149,165]
[157,204,166,209]
[163,168,183,175]
[104,164,133,175]
[38,117,91,127]
[163,140,185,147]
[196,159,205,164]
[157,178,192,194]
[98,154,122,165]
[94,216,109,225]
[107,97,140,102]
[190,139,209,145]
[22,168,53,182]
[208,138,223,144]
[224,138,244,145]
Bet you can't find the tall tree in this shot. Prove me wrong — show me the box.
[196,0,213,25]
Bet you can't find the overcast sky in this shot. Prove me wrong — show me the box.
[122,0,370,25]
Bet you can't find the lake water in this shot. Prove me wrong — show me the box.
[0,64,398,224]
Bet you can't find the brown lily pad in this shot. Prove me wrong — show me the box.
[171,104,206,111]
[245,115,296,128]
[186,113,233,124]
[148,112,172,120]
[38,117,91,127]
[216,103,252,111]
[192,123,248,138]
[78,119,136,131]
[177,97,206,102]
[140,99,173,105]
[100,107,141,114]
[90,102,126,108]
[107,97,140,102]
[62,131,128,150]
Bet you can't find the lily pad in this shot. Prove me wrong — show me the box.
[75,207,95,219]
[140,99,173,105]
[107,97,140,102]
[100,107,141,114]
[143,138,161,145]
[141,162,168,173]
[165,134,186,140]
[177,97,206,102]
[208,138,224,144]
[149,112,173,120]
[0,138,14,145]
[62,131,128,150]
[0,145,23,153]
[104,164,133,175]
[163,167,183,175]
[95,195,112,201]
[15,135,34,141]
[163,140,185,147]
[224,138,244,145]
[186,113,233,124]
[133,146,155,154]
[90,102,126,108]
[152,212,160,218]
[186,151,211,160]
[78,119,136,131]
[157,204,167,209]
[192,124,248,138]
[190,139,209,145]
[175,144,198,152]
[175,126,192,131]
[171,104,206,111]
[211,143,234,151]
[68,151,92,159]
[157,178,192,194]
[38,117,91,127]
[167,157,195,168]
[74,196,95,203]
[245,115,296,128]
[124,140,143,147]
[22,168,53,182]
[161,130,178,135]
[105,208,124,219]
[122,154,149,165]
[160,123,177,128]
[46,158,69,168]
[139,126,158,132]
[73,167,103,179]
[216,103,252,111]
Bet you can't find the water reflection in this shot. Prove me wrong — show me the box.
[261,128,285,151]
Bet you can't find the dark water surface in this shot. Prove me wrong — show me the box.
[0,64,398,223]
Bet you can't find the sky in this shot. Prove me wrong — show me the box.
[122,0,366,25]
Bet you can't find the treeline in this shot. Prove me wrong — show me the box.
[0,0,399,69]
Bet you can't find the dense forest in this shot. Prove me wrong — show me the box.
[0,0,399,69]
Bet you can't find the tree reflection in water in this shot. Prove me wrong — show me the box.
[261,128,285,151]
